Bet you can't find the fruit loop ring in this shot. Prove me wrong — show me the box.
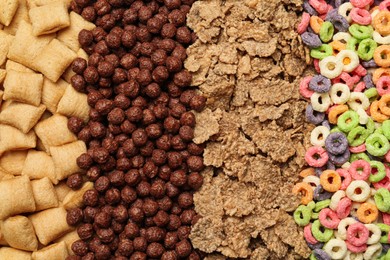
[370,100,390,122]
[356,202,379,223]
[376,77,390,96]
[300,76,315,98]
[329,190,345,210]
[310,126,330,147]
[380,0,390,11]
[293,182,314,205]
[347,126,369,147]
[319,208,341,228]
[349,143,366,153]
[299,167,316,178]
[309,0,328,14]
[303,175,321,189]
[350,0,372,8]
[329,40,346,55]
[365,132,390,156]
[337,110,360,132]
[373,30,390,44]
[350,7,372,25]
[319,55,343,78]
[329,84,350,105]
[379,93,390,115]
[302,32,323,48]
[325,132,348,155]
[310,15,325,34]
[373,10,390,36]
[346,240,368,253]
[328,105,349,124]
[346,180,371,202]
[328,148,350,165]
[363,243,383,260]
[368,160,386,183]
[294,204,312,226]
[338,217,358,240]
[338,3,354,23]
[336,197,352,219]
[336,168,352,190]
[311,249,331,260]
[323,238,348,259]
[365,224,381,245]
[349,24,373,40]
[311,219,334,242]
[306,104,326,125]
[349,159,371,181]
[314,199,331,213]
[374,45,390,67]
[304,223,318,244]
[305,146,329,167]
[358,38,378,61]
[347,222,370,246]
[372,68,390,84]
[347,92,370,111]
[298,12,311,34]
[338,49,360,72]
[374,188,390,212]
[309,75,332,93]
[319,21,334,43]
[377,223,390,243]
[320,170,342,192]
[311,44,333,59]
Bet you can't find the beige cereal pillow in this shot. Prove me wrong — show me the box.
[29,1,70,36]
[0,175,36,220]
[54,181,71,202]
[0,125,36,156]
[0,30,13,66]
[54,231,79,255]
[0,150,28,175]
[57,85,89,122]
[1,215,38,251]
[5,60,34,73]
[3,0,29,35]
[29,207,72,245]
[62,181,93,210]
[28,0,71,8]
[57,11,95,52]
[0,247,32,260]
[41,78,67,113]
[0,103,46,133]
[33,39,77,82]
[34,114,77,147]
[0,70,6,84]
[0,0,19,26]
[0,225,9,246]
[3,69,43,106]
[32,241,68,260]
[50,141,86,181]
[31,177,59,211]
[21,150,57,184]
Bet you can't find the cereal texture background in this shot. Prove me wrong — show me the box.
[186,0,314,258]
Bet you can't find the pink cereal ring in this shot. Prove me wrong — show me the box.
[351,0,372,8]
[346,240,367,253]
[304,146,329,167]
[376,76,390,96]
[309,0,328,14]
[383,213,390,225]
[350,8,372,25]
[353,82,366,92]
[304,224,318,244]
[349,159,371,181]
[313,59,321,73]
[341,72,361,90]
[380,0,390,11]
[299,76,314,98]
[336,197,352,219]
[298,12,310,34]
[347,222,369,246]
[349,144,366,153]
[319,208,340,229]
[336,168,352,190]
[353,65,367,77]
[373,167,390,189]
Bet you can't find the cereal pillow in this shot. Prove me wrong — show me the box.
[31,177,59,211]
[1,215,38,251]
[32,241,68,260]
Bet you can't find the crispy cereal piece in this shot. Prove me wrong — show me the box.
[53,181,71,202]
[41,78,67,113]
[0,150,28,175]
[32,241,69,260]
[0,225,9,246]
[0,0,19,26]
[0,30,13,66]
[29,207,72,245]
[0,175,36,220]
[50,141,86,181]
[0,103,46,133]
[0,70,6,84]
[28,0,71,8]
[0,125,36,155]
[21,150,57,184]
[56,85,89,122]
[62,181,93,210]
[31,177,59,211]
[1,215,38,251]
[3,0,29,35]
[33,39,77,82]
[3,69,43,106]
[54,231,79,255]
[57,12,95,52]
[0,247,32,259]
[34,114,77,147]
[5,60,34,73]
[29,1,70,36]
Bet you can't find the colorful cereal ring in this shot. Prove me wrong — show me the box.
[356,202,379,224]
[293,182,314,205]
[320,170,342,192]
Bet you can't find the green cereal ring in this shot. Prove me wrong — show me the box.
[337,110,359,133]
[347,126,370,147]
[314,199,331,213]
[366,133,390,156]
[311,212,319,220]
[366,118,375,134]
[319,21,334,43]
[350,152,370,162]
[349,24,373,40]
[375,127,384,135]
[307,201,316,210]
[310,44,333,60]
[377,223,390,244]
[364,88,379,103]
[346,37,359,51]
[293,205,312,227]
[357,38,377,61]
[330,126,342,133]
[311,219,333,242]
[369,161,386,183]
[383,120,390,140]
[310,253,317,260]
[374,188,390,212]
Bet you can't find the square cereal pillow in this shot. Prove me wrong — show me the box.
[0,30,13,66]
[57,85,89,122]
[0,103,46,133]
[1,215,38,251]
[32,241,69,260]
[62,181,93,210]
[33,39,77,82]
[3,0,29,35]
[0,150,28,175]
[41,78,67,113]
[54,181,71,202]
[0,125,36,156]
[0,247,32,260]
[0,0,19,26]
[29,1,70,36]
[31,177,59,211]
[3,69,43,106]
[21,150,57,184]
[5,60,34,73]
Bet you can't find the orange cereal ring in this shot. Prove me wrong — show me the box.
[320,170,341,192]
[328,104,349,124]
[373,68,390,84]
[310,16,324,34]
[292,182,314,205]
[329,40,346,56]
[373,10,390,36]
[374,45,390,67]
[370,100,390,122]
[299,168,316,178]
[379,94,390,116]
[357,202,379,223]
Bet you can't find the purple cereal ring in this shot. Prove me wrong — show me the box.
[322,120,331,130]
[361,59,377,69]
[335,0,349,8]
[313,249,331,260]
[301,32,323,48]
[363,73,375,89]
[309,75,332,93]
[304,1,319,15]
[314,185,333,201]
[326,11,350,32]
[325,132,348,155]
[306,104,326,125]
[307,241,325,250]
[328,149,350,166]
